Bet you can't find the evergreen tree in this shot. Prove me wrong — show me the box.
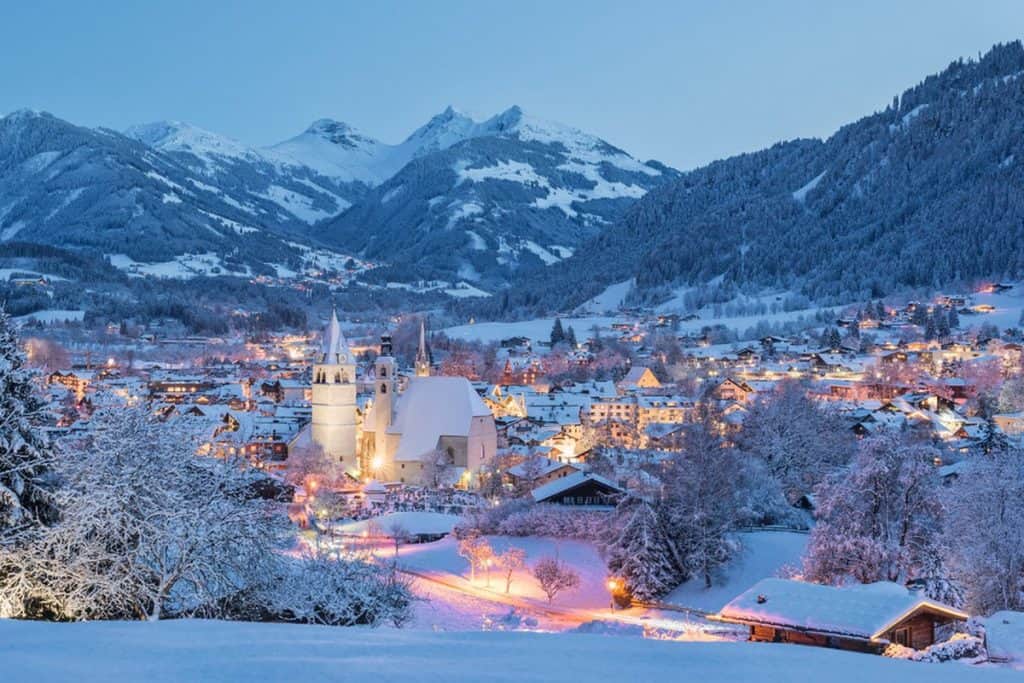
[875,301,887,321]
[607,497,680,602]
[947,307,959,329]
[0,309,56,535]
[822,327,841,350]
[936,309,951,338]
[924,313,938,341]
[565,325,577,349]
[549,318,565,347]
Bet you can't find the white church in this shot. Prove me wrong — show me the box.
[302,310,497,488]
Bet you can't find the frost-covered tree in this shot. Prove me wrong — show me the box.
[804,431,946,593]
[1,404,288,621]
[532,556,580,603]
[457,532,494,582]
[606,497,680,601]
[736,380,856,503]
[943,448,1024,614]
[660,408,742,588]
[496,547,526,593]
[0,308,56,537]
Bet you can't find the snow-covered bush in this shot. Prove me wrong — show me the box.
[257,552,412,627]
[883,633,986,663]
[456,500,608,542]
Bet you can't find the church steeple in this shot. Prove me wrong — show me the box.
[415,317,431,377]
[320,306,352,365]
[311,306,357,470]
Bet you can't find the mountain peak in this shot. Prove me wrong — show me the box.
[124,120,256,162]
[299,118,379,151]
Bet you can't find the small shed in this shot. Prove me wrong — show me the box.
[714,578,967,654]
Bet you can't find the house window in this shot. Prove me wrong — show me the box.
[381,384,387,394]
[893,627,910,647]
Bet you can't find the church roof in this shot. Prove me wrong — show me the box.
[374,376,492,462]
[320,308,352,364]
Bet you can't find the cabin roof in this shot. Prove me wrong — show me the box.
[716,578,967,643]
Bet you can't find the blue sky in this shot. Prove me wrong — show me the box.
[2,1,1021,169]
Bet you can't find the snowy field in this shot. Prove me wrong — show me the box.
[13,309,85,324]
[1,619,1020,682]
[665,531,808,613]
[443,316,626,345]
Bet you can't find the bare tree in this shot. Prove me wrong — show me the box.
[532,557,580,603]
[497,547,527,593]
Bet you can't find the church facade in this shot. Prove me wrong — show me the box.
[358,329,497,487]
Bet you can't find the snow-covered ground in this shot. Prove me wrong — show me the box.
[575,279,634,314]
[986,611,1024,666]
[966,285,1024,331]
[13,309,85,324]
[665,531,808,613]
[336,511,461,537]
[398,535,609,610]
[1,619,1019,682]
[443,316,625,345]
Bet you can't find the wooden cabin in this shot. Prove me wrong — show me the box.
[530,471,624,507]
[714,578,967,655]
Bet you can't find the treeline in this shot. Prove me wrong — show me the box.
[464,41,1024,320]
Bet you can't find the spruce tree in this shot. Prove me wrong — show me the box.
[549,318,565,347]
[607,497,679,602]
[0,309,56,534]
[565,325,577,349]
[948,307,959,330]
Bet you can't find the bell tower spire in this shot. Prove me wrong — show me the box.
[311,306,357,471]
[415,317,431,377]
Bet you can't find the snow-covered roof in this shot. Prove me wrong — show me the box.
[335,511,459,537]
[717,578,967,642]
[377,376,492,462]
[320,308,352,365]
[530,471,624,502]
[507,456,578,479]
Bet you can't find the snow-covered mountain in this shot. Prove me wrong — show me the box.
[318,105,678,288]
[0,110,332,276]
[0,106,675,293]
[125,120,370,224]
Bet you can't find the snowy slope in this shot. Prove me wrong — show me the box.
[126,120,368,224]
[665,531,808,613]
[1,619,1020,682]
[319,105,678,287]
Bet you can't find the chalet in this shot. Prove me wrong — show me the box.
[709,377,755,404]
[530,471,624,507]
[617,366,661,392]
[506,456,581,489]
[715,578,967,654]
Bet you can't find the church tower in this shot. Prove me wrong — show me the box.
[311,308,357,471]
[373,334,397,438]
[415,317,431,377]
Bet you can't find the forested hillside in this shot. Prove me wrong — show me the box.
[473,42,1024,317]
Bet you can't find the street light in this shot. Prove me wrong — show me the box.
[606,576,623,610]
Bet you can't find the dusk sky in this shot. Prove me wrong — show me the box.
[2,0,1022,169]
